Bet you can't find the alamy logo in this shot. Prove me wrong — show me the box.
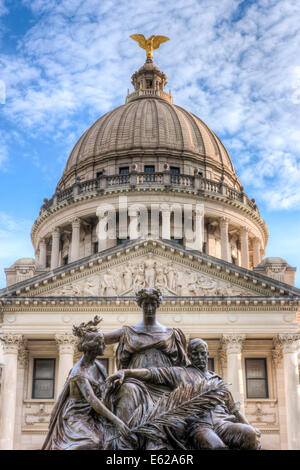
[96,196,204,251]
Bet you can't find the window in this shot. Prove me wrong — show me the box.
[144,165,155,173]
[93,242,99,254]
[96,171,103,178]
[170,237,183,245]
[63,255,68,266]
[119,167,129,174]
[146,79,153,88]
[170,166,180,174]
[208,357,214,372]
[245,358,268,398]
[117,237,130,245]
[32,359,56,399]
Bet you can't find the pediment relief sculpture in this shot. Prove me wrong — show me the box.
[48,255,254,297]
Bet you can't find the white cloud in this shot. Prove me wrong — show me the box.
[0,0,300,209]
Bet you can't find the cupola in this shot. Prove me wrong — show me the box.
[126,58,173,104]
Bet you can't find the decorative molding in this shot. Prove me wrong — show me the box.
[217,344,227,375]
[23,402,51,427]
[0,333,24,354]
[245,400,278,426]
[18,341,29,368]
[274,334,300,354]
[55,333,77,354]
[271,344,283,367]
[221,334,246,354]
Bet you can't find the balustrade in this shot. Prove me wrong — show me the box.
[39,172,259,215]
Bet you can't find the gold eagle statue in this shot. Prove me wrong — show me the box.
[130,34,170,59]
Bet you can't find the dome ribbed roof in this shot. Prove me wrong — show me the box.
[59,97,238,188]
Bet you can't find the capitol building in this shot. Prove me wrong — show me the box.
[0,53,299,450]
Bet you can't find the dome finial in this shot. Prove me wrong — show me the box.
[130,34,169,60]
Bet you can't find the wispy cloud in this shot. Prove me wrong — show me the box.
[1,0,300,211]
[0,0,7,17]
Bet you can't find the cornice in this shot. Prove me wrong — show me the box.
[1,296,299,312]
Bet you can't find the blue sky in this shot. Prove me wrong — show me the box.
[0,0,299,288]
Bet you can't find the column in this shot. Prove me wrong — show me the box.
[161,205,171,240]
[14,343,28,450]
[55,333,77,394]
[207,223,216,257]
[50,228,60,270]
[221,334,246,414]
[253,238,261,267]
[275,334,300,449]
[0,334,23,450]
[129,206,139,240]
[96,205,117,251]
[70,218,81,262]
[220,217,231,262]
[39,238,47,268]
[128,205,148,241]
[150,203,159,239]
[240,227,249,269]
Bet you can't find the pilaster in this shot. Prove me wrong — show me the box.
[221,334,246,413]
[55,333,77,394]
[220,217,231,262]
[0,334,23,450]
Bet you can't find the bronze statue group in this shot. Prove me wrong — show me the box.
[42,288,260,450]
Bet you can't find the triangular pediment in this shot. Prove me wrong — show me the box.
[32,253,256,298]
[1,239,299,299]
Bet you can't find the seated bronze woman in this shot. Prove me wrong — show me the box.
[42,317,131,450]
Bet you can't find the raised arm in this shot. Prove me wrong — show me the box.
[103,328,123,344]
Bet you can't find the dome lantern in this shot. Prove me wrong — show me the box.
[126,58,173,104]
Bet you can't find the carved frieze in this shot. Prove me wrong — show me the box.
[245,400,278,427]
[46,255,254,298]
[23,402,52,427]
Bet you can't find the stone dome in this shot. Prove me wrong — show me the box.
[257,257,292,267]
[58,59,240,190]
[11,258,36,267]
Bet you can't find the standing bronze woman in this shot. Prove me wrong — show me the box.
[104,288,190,448]
[104,288,189,370]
